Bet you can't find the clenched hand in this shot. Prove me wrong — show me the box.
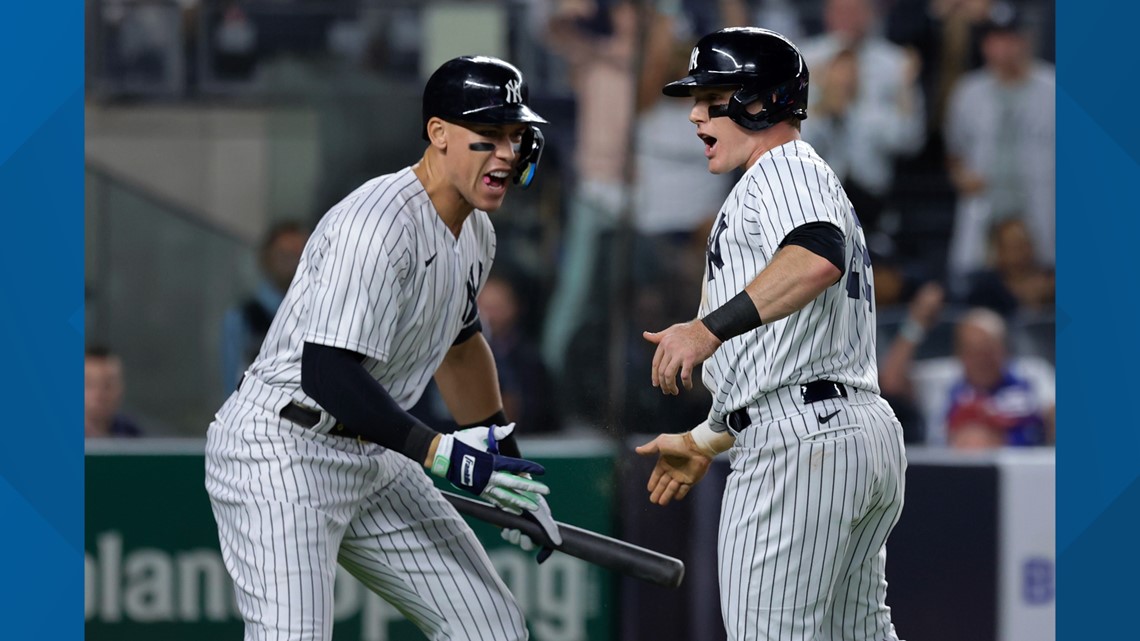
[643,320,721,395]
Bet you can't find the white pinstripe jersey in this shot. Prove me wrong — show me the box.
[700,140,879,429]
[244,166,495,412]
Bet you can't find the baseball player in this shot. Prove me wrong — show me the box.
[205,56,561,641]
[636,28,907,641]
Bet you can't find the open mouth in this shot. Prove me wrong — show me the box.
[483,170,509,192]
[698,133,718,157]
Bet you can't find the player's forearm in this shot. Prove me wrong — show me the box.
[743,246,842,324]
[434,333,505,425]
[300,342,437,463]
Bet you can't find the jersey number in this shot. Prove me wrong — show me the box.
[845,208,873,308]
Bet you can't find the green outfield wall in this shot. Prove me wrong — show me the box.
[84,438,617,641]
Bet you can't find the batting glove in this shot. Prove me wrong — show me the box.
[500,492,562,563]
[431,425,549,513]
[486,427,562,563]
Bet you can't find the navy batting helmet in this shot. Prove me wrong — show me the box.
[422,56,547,140]
[663,28,809,132]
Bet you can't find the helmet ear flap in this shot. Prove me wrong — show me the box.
[512,126,544,189]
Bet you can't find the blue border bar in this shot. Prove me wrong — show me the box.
[0,2,85,638]
[1056,0,1140,638]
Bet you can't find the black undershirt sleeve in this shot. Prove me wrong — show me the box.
[452,318,483,346]
[300,342,437,464]
[778,221,846,279]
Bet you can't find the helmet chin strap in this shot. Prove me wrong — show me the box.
[707,76,808,132]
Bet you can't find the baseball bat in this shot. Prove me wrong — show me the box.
[442,491,686,589]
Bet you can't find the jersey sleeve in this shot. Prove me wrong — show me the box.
[301,211,409,361]
[746,156,847,257]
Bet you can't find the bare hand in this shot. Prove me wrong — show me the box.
[908,282,945,329]
[635,433,713,506]
[951,166,987,195]
[643,321,721,395]
[818,51,858,116]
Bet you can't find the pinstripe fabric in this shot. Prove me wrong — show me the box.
[699,140,904,640]
[204,167,524,640]
[718,392,905,641]
[700,141,877,433]
[206,395,527,641]
[248,166,494,418]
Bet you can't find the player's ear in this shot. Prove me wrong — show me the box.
[426,118,449,150]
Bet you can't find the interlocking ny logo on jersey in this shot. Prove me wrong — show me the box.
[461,261,484,325]
[505,79,522,104]
[706,213,728,281]
[461,454,476,487]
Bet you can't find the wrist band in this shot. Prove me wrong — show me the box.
[701,291,763,342]
[690,419,734,457]
[899,317,926,344]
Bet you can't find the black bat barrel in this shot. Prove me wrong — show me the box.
[443,492,686,589]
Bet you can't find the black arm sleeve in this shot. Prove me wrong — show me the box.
[779,222,846,277]
[301,342,438,464]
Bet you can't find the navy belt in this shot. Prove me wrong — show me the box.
[727,381,849,432]
[280,402,367,441]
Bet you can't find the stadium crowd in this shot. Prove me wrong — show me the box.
[85,0,1055,449]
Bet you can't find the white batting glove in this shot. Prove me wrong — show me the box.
[499,480,562,562]
[453,422,517,451]
[501,527,537,551]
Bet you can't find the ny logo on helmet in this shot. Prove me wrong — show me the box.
[505,79,522,104]
[688,46,699,72]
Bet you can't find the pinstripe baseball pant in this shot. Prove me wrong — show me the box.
[205,394,528,641]
[719,386,906,641]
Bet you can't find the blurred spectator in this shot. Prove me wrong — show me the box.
[212,2,258,80]
[881,298,1055,447]
[945,2,1054,281]
[632,33,732,239]
[964,218,1055,316]
[747,0,803,42]
[85,346,143,438]
[220,221,309,394]
[107,1,180,87]
[886,0,994,132]
[869,247,934,312]
[800,0,926,236]
[880,282,946,442]
[540,0,646,376]
[631,28,734,320]
[478,275,562,434]
[945,308,1053,448]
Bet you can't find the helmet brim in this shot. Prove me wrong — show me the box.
[662,73,745,97]
[460,103,548,125]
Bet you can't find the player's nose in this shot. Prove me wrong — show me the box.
[689,104,706,125]
[496,139,518,162]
